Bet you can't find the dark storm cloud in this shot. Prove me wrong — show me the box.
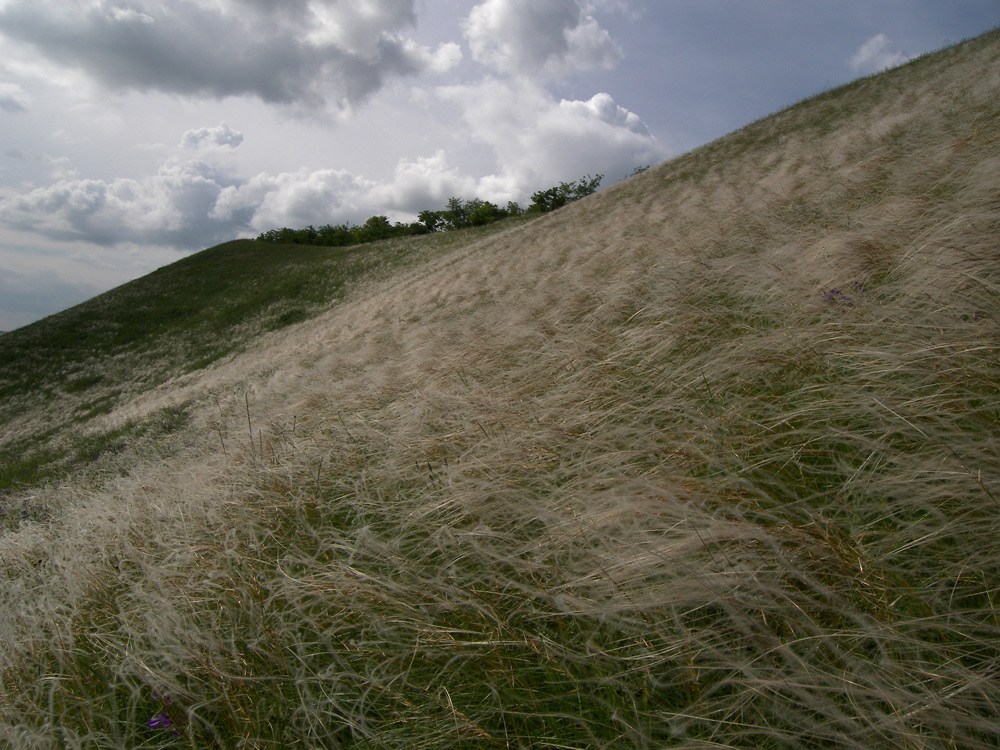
[0,0,454,111]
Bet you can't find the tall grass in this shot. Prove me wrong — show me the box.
[1,28,999,749]
[0,219,522,492]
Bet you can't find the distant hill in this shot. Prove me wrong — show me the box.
[1,28,999,748]
[0,229,496,486]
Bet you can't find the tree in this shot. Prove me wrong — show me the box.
[528,174,603,213]
[444,196,468,230]
[355,215,392,243]
[253,169,604,249]
[568,173,603,201]
[316,223,353,246]
[466,199,500,226]
[417,210,445,233]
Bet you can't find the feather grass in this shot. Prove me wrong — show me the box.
[2,27,1000,749]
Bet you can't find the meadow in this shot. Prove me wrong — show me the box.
[1,28,999,748]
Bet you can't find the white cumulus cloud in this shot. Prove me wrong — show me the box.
[212,151,477,232]
[366,151,478,215]
[0,158,241,247]
[181,122,245,150]
[463,0,622,78]
[0,71,668,252]
[560,92,651,137]
[438,78,666,191]
[213,168,375,232]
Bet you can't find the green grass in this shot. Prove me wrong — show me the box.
[0,239,406,405]
[0,404,190,500]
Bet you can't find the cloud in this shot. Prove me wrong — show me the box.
[213,168,375,231]
[0,0,460,113]
[44,155,79,181]
[0,71,668,250]
[0,158,242,247]
[366,151,478,214]
[849,34,911,75]
[560,92,651,137]
[438,79,667,191]
[402,39,464,75]
[463,0,622,77]
[211,151,476,231]
[0,82,29,112]
[181,122,245,150]
[2,148,482,251]
[213,82,668,233]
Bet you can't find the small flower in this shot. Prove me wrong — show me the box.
[148,712,173,730]
[823,287,857,306]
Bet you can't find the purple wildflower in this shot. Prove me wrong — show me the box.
[823,285,862,307]
[148,712,173,730]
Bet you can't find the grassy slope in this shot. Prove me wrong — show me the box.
[0,224,521,490]
[1,29,1000,748]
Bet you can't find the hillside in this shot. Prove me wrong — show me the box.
[0,225,510,489]
[2,29,1000,748]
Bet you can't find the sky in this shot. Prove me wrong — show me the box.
[0,1,996,332]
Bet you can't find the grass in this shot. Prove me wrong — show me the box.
[0,220,530,493]
[0,238,414,405]
[1,27,1000,749]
